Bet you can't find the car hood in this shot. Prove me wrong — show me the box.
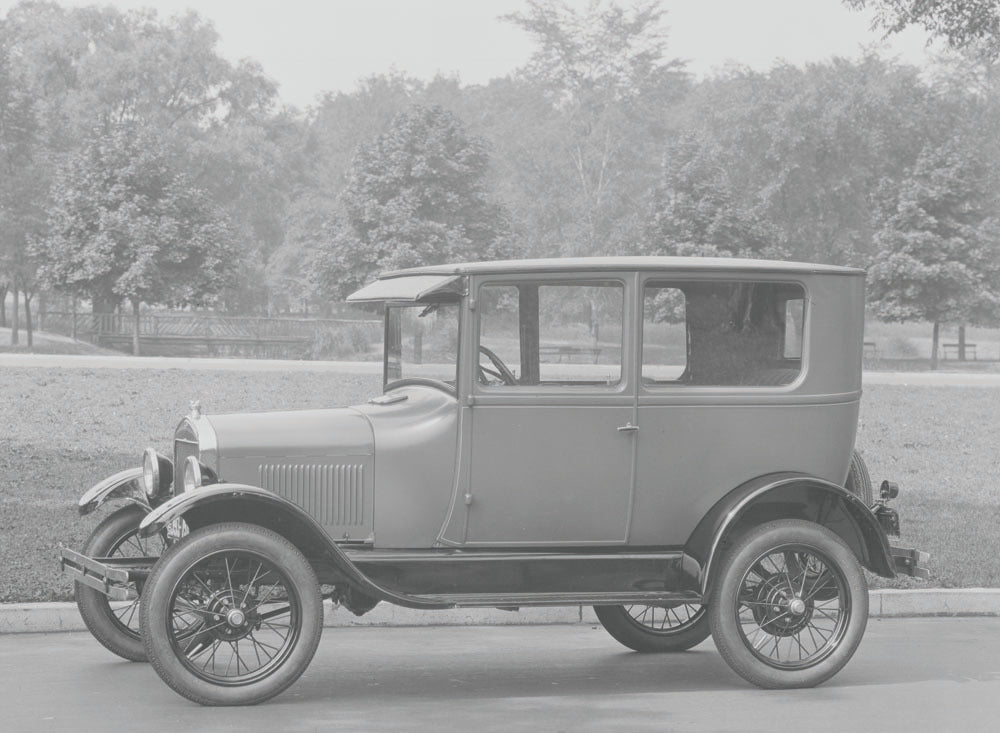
[207,407,374,464]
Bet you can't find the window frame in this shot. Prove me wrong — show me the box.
[472,274,633,395]
[638,274,809,393]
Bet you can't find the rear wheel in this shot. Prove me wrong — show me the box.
[594,603,710,652]
[140,523,323,706]
[76,505,166,662]
[844,450,873,505]
[708,519,868,689]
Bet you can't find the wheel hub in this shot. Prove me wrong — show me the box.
[226,608,246,627]
[750,575,814,637]
[201,590,257,641]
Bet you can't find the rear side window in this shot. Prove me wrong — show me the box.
[643,281,805,387]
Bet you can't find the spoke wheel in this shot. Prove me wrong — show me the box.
[709,520,868,689]
[141,523,322,706]
[736,547,848,669]
[169,552,302,686]
[76,505,166,662]
[594,602,710,652]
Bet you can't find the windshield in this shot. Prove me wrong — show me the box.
[385,303,460,387]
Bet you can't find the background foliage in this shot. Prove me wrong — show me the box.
[2,0,1000,349]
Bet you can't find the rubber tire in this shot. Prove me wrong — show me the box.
[594,604,710,652]
[844,450,873,505]
[76,505,156,662]
[708,519,869,689]
[140,523,323,706]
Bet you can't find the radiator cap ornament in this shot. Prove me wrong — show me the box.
[189,400,202,419]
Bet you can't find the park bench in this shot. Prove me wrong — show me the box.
[863,341,877,358]
[942,342,977,360]
[538,345,602,363]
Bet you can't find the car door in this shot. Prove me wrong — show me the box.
[445,275,637,546]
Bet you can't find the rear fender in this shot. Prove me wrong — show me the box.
[685,472,895,597]
[78,467,149,516]
[138,484,450,610]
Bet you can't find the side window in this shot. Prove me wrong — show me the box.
[642,281,805,387]
[643,287,687,382]
[478,281,624,387]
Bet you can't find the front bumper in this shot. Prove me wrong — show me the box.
[60,547,156,601]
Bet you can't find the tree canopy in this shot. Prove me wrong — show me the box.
[2,0,1000,366]
[846,0,1000,59]
[310,104,512,300]
[34,124,236,311]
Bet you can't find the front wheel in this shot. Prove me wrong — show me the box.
[708,519,868,689]
[76,505,166,662]
[594,603,709,652]
[140,523,323,706]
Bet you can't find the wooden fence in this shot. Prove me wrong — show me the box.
[41,312,382,359]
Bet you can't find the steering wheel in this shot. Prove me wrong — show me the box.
[478,345,517,386]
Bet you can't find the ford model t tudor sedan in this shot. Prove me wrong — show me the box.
[61,257,928,705]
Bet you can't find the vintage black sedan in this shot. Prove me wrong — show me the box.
[61,257,927,705]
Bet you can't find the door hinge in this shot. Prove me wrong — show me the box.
[616,423,639,433]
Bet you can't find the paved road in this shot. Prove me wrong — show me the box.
[4,351,1000,386]
[3,619,998,732]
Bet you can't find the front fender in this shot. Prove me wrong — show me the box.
[685,472,895,596]
[138,484,450,610]
[78,467,148,515]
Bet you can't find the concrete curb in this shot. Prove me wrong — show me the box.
[3,590,999,634]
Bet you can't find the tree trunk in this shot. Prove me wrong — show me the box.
[0,282,7,328]
[930,321,940,370]
[132,298,141,356]
[71,296,78,341]
[24,290,33,348]
[958,325,966,361]
[10,283,19,346]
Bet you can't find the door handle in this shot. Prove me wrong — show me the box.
[616,423,639,433]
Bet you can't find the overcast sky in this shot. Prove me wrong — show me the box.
[50,0,939,109]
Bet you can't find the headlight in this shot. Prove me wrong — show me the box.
[183,455,203,493]
[142,449,173,501]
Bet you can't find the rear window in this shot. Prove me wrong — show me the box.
[643,281,805,387]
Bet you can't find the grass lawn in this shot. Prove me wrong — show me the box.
[0,367,996,602]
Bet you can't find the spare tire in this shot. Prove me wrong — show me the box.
[844,450,873,505]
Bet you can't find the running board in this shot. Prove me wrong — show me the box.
[416,591,703,608]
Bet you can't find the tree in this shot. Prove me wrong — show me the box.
[3,0,280,320]
[315,104,511,299]
[644,132,785,258]
[501,0,688,256]
[33,125,236,354]
[0,26,45,345]
[867,140,1000,368]
[845,0,1000,60]
[662,56,932,267]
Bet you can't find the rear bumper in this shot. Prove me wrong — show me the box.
[890,545,931,580]
[59,547,156,601]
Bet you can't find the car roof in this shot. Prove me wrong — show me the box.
[379,256,864,279]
